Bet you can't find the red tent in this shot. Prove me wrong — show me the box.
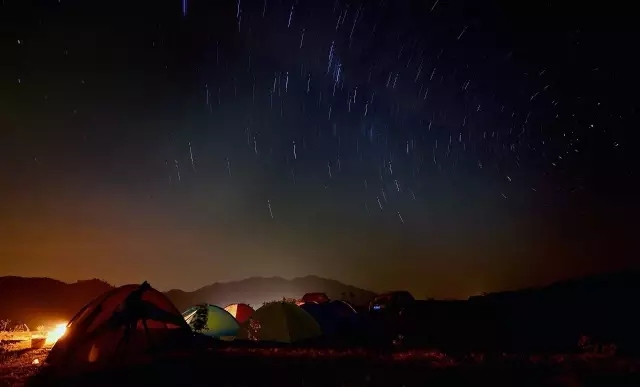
[301,292,330,304]
[223,303,254,324]
[45,282,191,375]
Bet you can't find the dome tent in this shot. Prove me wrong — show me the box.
[328,300,359,323]
[329,300,357,314]
[328,300,361,335]
[182,304,239,339]
[300,302,336,336]
[44,282,192,375]
[238,302,321,343]
[224,303,254,324]
[301,300,358,338]
[301,292,330,304]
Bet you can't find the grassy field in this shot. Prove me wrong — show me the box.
[2,340,640,387]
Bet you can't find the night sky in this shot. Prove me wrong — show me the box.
[0,0,636,299]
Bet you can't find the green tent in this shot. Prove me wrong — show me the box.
[182,304,239,340]
[239,302,321,343]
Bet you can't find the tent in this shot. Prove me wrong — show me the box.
[329,300,361,334]
[301,292,330,304]
[328,300,358,317]
[300,302,335,336]
[238,302,321,343]
[182,304,239,339]
[224,303,254,324]
[369,290,415,313]
[45,282,192,375]
[301,300,358,338]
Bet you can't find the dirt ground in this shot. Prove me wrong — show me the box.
[2,342,640,387]
[0,341,49,387]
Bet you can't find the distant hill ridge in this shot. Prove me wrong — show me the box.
[470,269,640,302]
[2,269,640,338]
[0,275,376,327]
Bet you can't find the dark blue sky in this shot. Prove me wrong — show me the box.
[0,0,636,298]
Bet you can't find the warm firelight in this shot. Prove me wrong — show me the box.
[45,323,67,345]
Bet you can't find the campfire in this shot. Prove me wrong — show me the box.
[44,323,67,346]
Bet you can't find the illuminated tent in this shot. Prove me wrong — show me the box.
[238,302,321,343]
[301,292,330,304]
[224,303,254,324]
[182,304,239,340]
[44,282,192,375]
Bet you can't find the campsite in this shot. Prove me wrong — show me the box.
[2,0,637,384]
[2,272,640,386]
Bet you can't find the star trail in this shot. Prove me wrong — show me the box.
[0,0,636,297]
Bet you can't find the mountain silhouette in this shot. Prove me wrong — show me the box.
[165,275,375,312]
[465,269,640,353]
[0,275,376,328]
[3,269,640,353]
[0,277,113,329]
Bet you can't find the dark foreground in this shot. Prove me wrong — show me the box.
[0,345,637,387]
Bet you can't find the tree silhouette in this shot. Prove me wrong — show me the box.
[263,297,298,306]
[191,304,209,333]
[0,320,10,332]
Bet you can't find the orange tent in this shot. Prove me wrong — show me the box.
[45,282,192,375]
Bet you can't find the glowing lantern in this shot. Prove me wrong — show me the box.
[45,323,67,345]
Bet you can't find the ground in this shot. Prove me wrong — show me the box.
[0,341,49,387]
[2,340,640,386]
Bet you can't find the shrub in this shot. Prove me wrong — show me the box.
[12,323,29,332]
[247,318,262,341]
[578,334,617,357]
[191,304,209,333]
[262,297,299,306]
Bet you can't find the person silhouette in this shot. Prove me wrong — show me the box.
[112,281,187,356]
[113,281,154,356]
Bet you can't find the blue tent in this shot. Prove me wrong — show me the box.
[300,302,335,336]
[328,300,360,335]
[328,300,357,318]
[301,300,358,338]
